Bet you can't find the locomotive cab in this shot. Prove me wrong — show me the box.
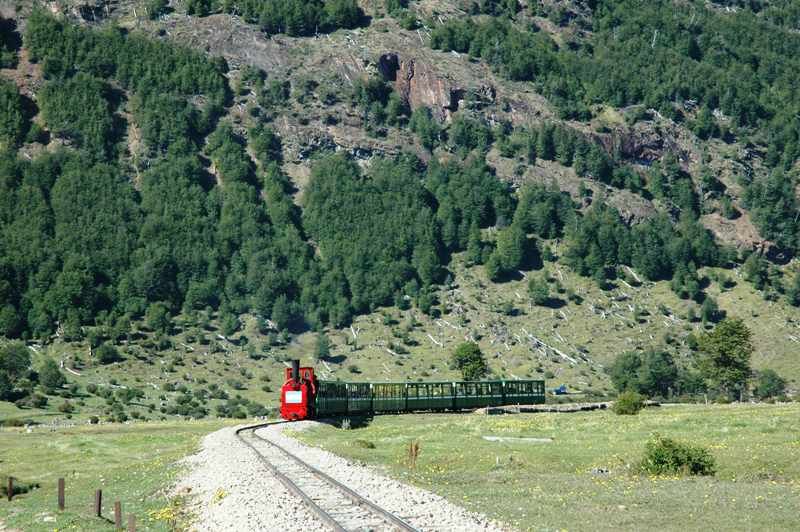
[280,360,316,421]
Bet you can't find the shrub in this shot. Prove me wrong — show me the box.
[613,391,645,415]
[1,477,40,497]
[450,342,488,381]
[226,378,245,390]
[247,403,268,417]
[39,358,66,392]
[640,434,716,476]
[15,393,48,409]
[57,400,74,413]
[753,369,786,400]
[96,343,123,365]
[89,415,100,424]
[353,439,375,449]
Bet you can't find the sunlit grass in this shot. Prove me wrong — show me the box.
[296,404,800,531]
[0,420,236,531]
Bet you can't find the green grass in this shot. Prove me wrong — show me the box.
[0,420,235,531]
[294,404,800,531]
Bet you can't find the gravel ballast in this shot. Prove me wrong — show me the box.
[176,422,508,531]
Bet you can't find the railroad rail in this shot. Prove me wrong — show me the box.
[235,422,419,532]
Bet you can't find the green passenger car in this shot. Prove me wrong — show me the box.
[314,379,545,417]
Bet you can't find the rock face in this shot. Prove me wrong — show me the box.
[606,189,658,225]
[597,122,682,164]
[385,55,459,120]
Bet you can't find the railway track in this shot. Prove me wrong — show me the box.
[235,423,419,532]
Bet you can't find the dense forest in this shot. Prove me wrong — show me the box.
[0,2,798,352]
[186,0,365,36]
[430,0,800,252]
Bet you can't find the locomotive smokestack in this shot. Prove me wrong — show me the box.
[291,359,300,382]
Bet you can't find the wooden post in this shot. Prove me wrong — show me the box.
[94,489,102,517]
[127,514,136,532]
[114,501,122,528]
[6,476,12,501]
[58,478,65,510]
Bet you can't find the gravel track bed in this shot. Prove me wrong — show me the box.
[174,426,328,531]
[176,422,508,531]
[256,421,507,532]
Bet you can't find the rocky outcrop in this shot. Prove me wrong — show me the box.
[606,189,658,225]
[698,212,788,260]
[597,122,683,164]
[378,54,459,120]
[392,57,458,120]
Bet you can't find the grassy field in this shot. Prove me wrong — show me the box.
[294,404,800,531]
[0,420,235,531]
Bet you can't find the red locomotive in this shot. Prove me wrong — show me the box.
[280,360,317,421]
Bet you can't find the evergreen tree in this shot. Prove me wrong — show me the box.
[95,343,123,365]
[0,342,30,400]
[536,124,555,160]
[466,222,484,265]
[409,107,440,151]
[787,273,800,307]
[146,302,172,335]
[608,351,642,394]
[742,253,769,291]
[39,358,66,393]
[489,223,535,280]
[528,274,550,306]
[698,318,753,399]
[315,332,331,361]
[700,296,720,325]
[0,80,25,148]
[450,342,488,380]
[638,350,678,398]
[753,369,786,400]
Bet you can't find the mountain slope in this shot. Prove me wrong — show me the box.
[0,0,798,422]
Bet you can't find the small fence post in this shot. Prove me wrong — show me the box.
[94,489,102,517]
[114,501,122,528]
[127,514,136,532]
[6,476,12,501]
[58,478,65,510]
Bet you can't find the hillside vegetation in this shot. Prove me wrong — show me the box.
[0,0,799,422]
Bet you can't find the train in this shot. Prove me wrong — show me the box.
[280,360,546,421]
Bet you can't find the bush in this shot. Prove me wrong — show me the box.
[450,342,488,381]
[640,434,716,476]
[39,358,66,392]
[89,415,100,424]
[226,378,245,390]
[613,391,645,415]
[353,439,375,449]
[753,369,786,400]
[15,393,48,409]
[1,477,40,498]
[57,400,74,413]
[96,343,123,365]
